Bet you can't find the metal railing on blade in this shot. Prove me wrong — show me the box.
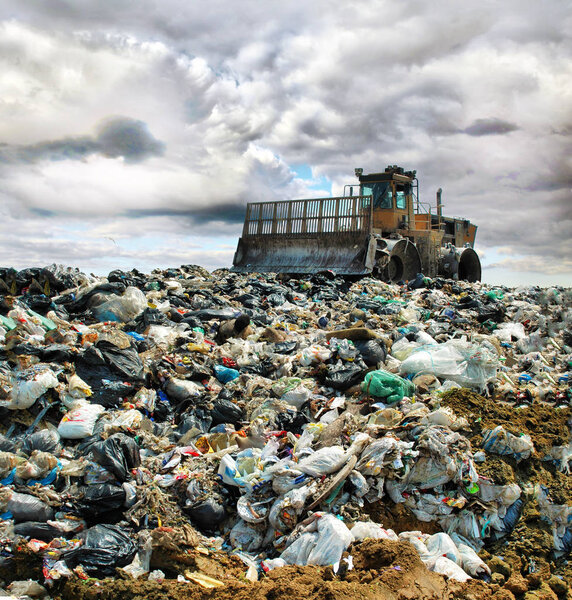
[242,195,373,238]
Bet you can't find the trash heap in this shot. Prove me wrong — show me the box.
[0,264,570,597]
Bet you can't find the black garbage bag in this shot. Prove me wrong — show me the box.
[132,307,172,332]
[266,292,287,307]
[323,364,366,390]
[211,398,244,426]
[75,346,133,391]
[185,497,226,531]
[14,521,66,542]
[10,343,43,357]
[76,484,126,518]
[240,358,275,377]
[91,380,136,408]
[183,308,237,322]
[95,340,145,382]
[40,344,77,363]
[21,295,53,314]
[354,340,387,366]
[274,406,311,434]
[235,293,260,309]
[63,524,137,576]
[19,429,62,456]
[90,433,141,481]
[177,407,213,436]
[476,301,506,324]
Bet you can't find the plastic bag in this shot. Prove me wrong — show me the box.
[361,369,415,404]
[63,524,138,576]
[281,385,312,408]
[1,490,54,522]
[306,514,353,566]
[15,451,58,481]
[351,521,398,541]
[354,339,387,366]
[20,429,62,456]
[229,519,265,552]
[211,398,244,425]
[299,345,332,366]
[432,556,471,582]
[481,426,534,461]
[95,341,145,382]
[400,340,498,389]
[90,433,141,481]
[323,364,365,390]
[1,367,59,410]
[76,483,126,517]
[425,532,461,565]
[458,543,491,579]
[280,531,317,565]
[92,287,147,323]
[213,365,240,384]
[297,446,347,477]
[58,401,105,439]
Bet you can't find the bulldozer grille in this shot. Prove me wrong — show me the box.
[242,195,373,239]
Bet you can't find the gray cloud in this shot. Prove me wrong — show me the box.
[0,4,570,284]
[0,118,164,164]
[462,118,519,136]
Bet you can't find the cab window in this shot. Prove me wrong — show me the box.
[396,190,406,209]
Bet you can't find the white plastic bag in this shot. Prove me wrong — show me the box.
[1,368,59,410]
[482,426,534,461]
[57,401,105,439]
[351,521,398,541]
[458,543,491,578]
[425,532,461,565]
[281,513,353,567]
[92,286,147,323]
[307,514,353,565]
[229,519,265,552]
[297,446,347,477]
[400,340,498,389]
[432,556,471,581]
[280,532,318,565]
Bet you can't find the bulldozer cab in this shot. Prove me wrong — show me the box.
[344,166,418,234]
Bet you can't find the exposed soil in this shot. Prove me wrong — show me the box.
[55,540,518,600]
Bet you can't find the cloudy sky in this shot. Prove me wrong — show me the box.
[0,0,570,286]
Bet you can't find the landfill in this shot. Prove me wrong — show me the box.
[0,263,570,600]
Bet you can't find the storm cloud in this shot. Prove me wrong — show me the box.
[462,118,519,136]
[0,2,569,284]
[0,118,164,164]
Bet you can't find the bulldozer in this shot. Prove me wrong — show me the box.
[231,165,481,282]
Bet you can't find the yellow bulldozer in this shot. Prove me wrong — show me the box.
[232,165,481,282]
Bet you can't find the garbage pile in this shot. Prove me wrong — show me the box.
[0,264,570,596]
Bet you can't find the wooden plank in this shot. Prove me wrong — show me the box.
[306,455,358,511]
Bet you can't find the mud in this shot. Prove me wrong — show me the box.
[55,539,517,600]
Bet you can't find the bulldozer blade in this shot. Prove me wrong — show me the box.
[231,234,377,275]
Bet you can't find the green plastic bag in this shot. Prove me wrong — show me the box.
[361,369,415,404]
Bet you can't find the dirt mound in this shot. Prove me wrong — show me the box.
[56,539,517,600]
